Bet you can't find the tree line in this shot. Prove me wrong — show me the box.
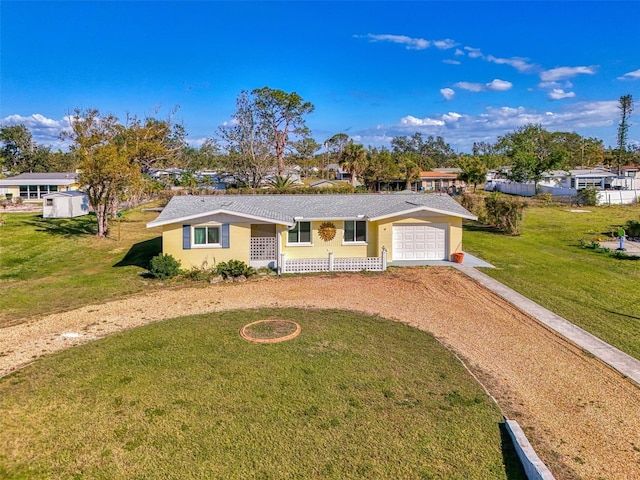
[0,88,636,237]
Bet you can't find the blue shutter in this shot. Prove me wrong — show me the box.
[182,225,191,250]
[221,224,230,248]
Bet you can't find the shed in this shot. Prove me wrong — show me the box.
[42,191,90,218]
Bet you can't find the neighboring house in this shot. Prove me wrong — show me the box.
[42,191,90,218]
[0,172,80,200]
[417,171,466,193]
[147,193,477,273]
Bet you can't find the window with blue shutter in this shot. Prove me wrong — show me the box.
[182,225,191,250]
[221,223,230,248]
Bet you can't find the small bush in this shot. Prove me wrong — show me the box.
[149,254,182,279]
[485,193,527,235]
[533,193,553,206]
[624,220,640,238]
[460,193,487,223]
[575,187,597,206]
[215,259,255,279]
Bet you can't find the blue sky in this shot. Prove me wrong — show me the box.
[1,1,639,153]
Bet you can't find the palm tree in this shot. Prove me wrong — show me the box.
[266,175,294,192]
[339,141,367,187]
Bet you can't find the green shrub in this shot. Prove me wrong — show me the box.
[215,259,255,279]
[575,187,597,206]
[624,220,640,238]
[485,193,527,235]
[460,193,487,223]
[149,253,182,279]
[534,193,553,206]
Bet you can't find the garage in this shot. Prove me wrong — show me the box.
[392,224,447,260]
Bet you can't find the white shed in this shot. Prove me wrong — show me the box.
[42,191,90,218]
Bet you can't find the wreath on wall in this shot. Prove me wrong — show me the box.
[318,222,337,242]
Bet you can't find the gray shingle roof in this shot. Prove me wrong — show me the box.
[0,172,79,186]
[147,193,476,228]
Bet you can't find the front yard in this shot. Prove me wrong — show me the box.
[0,308,521,479]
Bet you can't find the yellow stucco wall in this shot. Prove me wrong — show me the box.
[160,214,465,267]
[278,221,369,259]
[162,222,251,268]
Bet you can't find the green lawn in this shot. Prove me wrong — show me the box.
[0,208,165,327]
[0,309,524,479]
[464,203,640,359]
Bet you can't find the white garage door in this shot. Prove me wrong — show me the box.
[392,224,447,260]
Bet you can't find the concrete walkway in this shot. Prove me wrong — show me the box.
[456,265,640,387]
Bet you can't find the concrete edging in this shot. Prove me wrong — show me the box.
[505,420,556,480]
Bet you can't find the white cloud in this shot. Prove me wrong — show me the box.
[539,66,597,82]
[486,55,537,73]
[487,79,513,91]
[454,79,513,92]
[0,113,71,148]
[433,39,457,50]
[442,112,463,123]
[464,46,483,58]
[355,33,429,50]
[548,89,576,100]
[454,49,465,56]
[355,34,457,51]
[440,88,455,100]
[442,59,461,65]
[617,68,640,80]
[400,115,445,127]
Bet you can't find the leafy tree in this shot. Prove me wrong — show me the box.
[117,110,186,173]
[617,94,634,174]
[218,90,273,188]
[251,87,315,176]
[325,133,350,157]
[291,137,321,176]
[339,141,367,187]
[457,155,488,191]
[63,108,143,238]
[361,147,397,191]
[472,141,505,170]
[180,139,222,172]
[0,125,34,172]
[496,124,567,190]
[550,132,604,168]
[395,153,421,190]
[391,133,456,169]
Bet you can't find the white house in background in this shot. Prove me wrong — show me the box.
[42,191,90,218]
[0,172,80,200]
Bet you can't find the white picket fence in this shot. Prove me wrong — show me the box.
[280,248,387,274]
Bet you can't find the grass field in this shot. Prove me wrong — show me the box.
[464,203,640,359]
[0,308,524,479]
[0,208,165,326]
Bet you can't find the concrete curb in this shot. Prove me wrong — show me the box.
[505,420,556,480]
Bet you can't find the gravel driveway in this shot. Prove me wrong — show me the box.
[1,267,638,479]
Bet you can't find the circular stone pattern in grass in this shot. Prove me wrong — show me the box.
[240,318,301,343]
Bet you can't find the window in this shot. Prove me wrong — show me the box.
[288,221,311,244]
[46,198,53,206]
[344,220,367,243]
[193,226,220,246]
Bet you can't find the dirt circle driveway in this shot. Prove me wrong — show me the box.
[1,267,639,479]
